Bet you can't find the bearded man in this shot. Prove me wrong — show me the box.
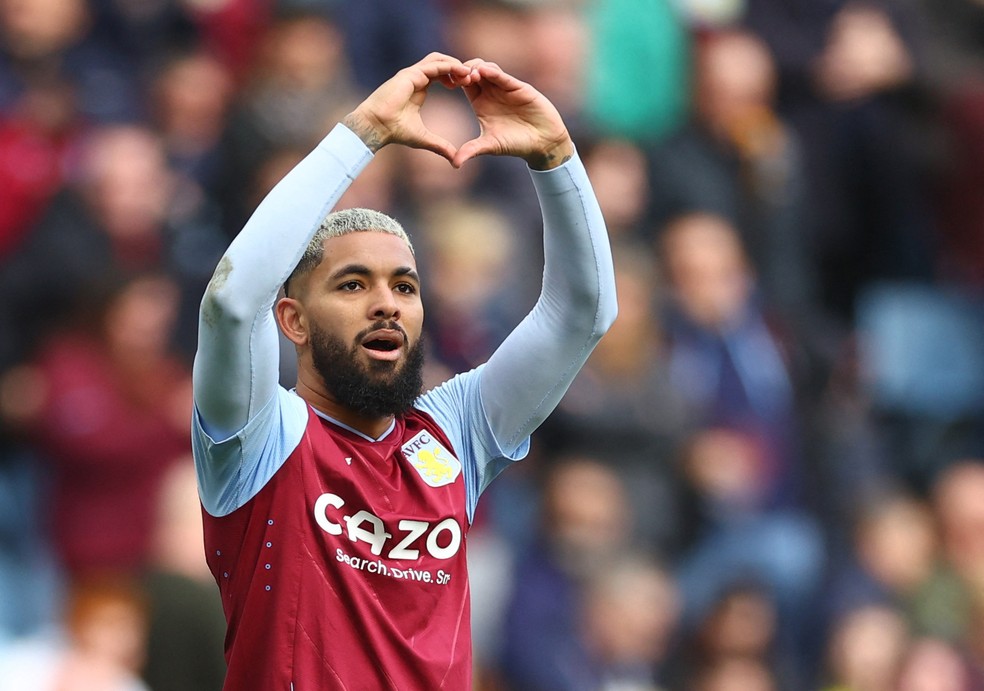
[191,53,617,690]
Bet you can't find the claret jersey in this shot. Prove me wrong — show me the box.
[203,405,473,690]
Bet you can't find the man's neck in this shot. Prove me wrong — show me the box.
[310,407,397,442]
[295,379,396,440]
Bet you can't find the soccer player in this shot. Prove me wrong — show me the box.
[191,53,617,690]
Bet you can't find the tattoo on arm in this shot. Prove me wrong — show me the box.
[527,150,574,171]
[341,113,384,153]
[526,132,575,170]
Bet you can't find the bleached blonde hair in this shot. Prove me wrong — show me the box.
[284,208,413,297]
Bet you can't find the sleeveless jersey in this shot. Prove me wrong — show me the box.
[202,406,472,691]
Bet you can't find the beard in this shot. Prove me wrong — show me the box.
[309,321,424,419]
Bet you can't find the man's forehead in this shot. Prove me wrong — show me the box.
[321,230,416,269]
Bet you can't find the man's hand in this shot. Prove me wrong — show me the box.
[453,60,573,171]
[342,53,478,161]
[342,54,574,171]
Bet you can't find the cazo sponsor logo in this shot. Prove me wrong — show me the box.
[313,493,462,560]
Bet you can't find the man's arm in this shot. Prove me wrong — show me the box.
[192,126,373,440]
[416,62,616,509]
[454,61,618,452]
[193,53,477,441]
[480,153,616,452]
[416,149,616,509]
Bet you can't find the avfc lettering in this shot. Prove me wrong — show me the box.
[402,431,461,488]
[314,493,462,560]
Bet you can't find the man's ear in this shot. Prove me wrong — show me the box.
[276,297,308,346]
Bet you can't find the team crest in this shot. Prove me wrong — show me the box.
[402,431,461,488]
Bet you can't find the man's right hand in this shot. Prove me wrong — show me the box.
[342,53,478,161]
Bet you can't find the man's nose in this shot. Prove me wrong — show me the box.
[370,287,400,320]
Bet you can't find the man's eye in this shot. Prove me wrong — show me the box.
[396,283,417,294]
[340,281,362,291]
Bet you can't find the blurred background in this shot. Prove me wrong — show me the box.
[1,0,984,688]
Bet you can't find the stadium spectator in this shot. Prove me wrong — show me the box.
[667,580,788,688]
[580,552,680,690]
[916,461,984,647]
[581,137,653,243]
[0,273,192,578]
[649,27,818,321]
[824,490,939,634]
[214,7,359,238]
[895,636,984,690]
[582,0,692,143]
[498,456,638,690]
[0,574,152,691]
[148,47,236,195]
[657,211,813,508]
[742,0,939,321]
[820,602,910,691]
[543,242,694,556]
[141,458,227,691]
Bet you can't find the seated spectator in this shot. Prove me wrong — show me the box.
[742,0,937,321]
[1,272,192,578]
[582,137,654,243]
[824,490,939,633]
[141,458,226,691]
[820,602,910,691]
[649,27,818,321]
[0,72,82,262]
[0,574,151,691]
[0,122,227,362]
[148,47,235,194]
[658,211,814,510]
[0,0,140,123]
[914,460,984,647]
[580,553,680,690]
[523,2,591,135]
[214,8,358,236]
[497,455,638,691]
[414,199,529,380]
[673,426,825,685]
[895,636,984,691]
[582,0,691,143]
[667,580,785,688]
[544,242,693,555]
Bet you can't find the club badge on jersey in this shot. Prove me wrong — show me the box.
[402,430,461,487]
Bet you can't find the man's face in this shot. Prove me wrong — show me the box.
[299,231,425,416]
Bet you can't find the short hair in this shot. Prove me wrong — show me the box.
[284,207,413,297]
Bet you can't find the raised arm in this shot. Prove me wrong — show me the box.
[454,61,618,450]
[192,126,371,439]
[194,54,478,439]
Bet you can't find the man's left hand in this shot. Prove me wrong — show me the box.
[452,60,574,171]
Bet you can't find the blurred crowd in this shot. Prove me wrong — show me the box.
[0,0,983,689]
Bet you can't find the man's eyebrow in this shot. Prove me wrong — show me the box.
[329,263,371,281]
[395,266,420,283]
[329,264,419,282]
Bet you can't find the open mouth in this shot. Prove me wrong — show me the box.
[360,329,405,359]
[363,338,399,352]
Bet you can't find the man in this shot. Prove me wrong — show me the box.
[192,53,617,690]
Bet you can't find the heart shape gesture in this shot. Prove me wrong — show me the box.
[342,53,574,171]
